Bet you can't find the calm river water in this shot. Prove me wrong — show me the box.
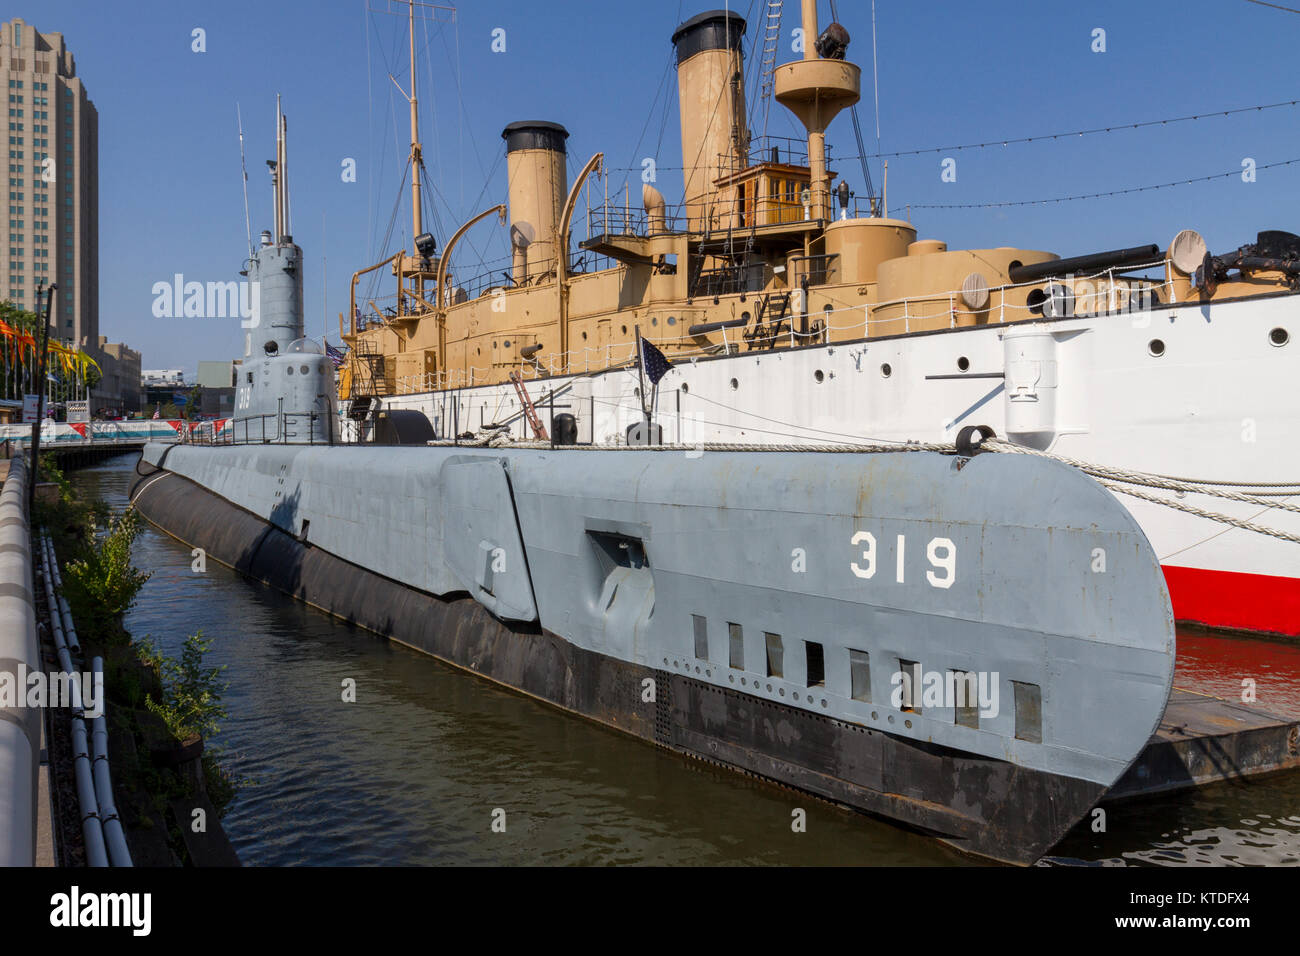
[71,455,1300,866]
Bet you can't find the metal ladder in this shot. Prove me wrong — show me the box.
[508,371,549,441]
[757,0,784,140]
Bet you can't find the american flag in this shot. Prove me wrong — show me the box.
[325,341,349,369]
[639,336,673,385]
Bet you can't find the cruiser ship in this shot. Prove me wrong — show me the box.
[328,2,1299,637]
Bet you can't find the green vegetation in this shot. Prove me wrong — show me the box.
[140,632,228,742]
[137,632,237,817]
[62,506,153,645]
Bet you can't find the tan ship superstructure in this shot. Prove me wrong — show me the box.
[338,2,1296,401]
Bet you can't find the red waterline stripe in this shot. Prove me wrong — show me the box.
[1164,564,1300,637]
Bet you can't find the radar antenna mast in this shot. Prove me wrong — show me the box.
[237,102,252,259]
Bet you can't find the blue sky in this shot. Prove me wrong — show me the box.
[25,0,1300,373]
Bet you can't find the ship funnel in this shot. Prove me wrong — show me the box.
[672,10,748,232]
[502,121,569,284]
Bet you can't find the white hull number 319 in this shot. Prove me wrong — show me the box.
[850,532,956,589]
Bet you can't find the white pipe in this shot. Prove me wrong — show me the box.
[0,456,39,867]
[43,532,79,653]
[38,527,110,866]
[91,657,131,867]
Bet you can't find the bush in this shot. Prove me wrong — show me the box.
[143,632,228,743]
[62,506,152,643]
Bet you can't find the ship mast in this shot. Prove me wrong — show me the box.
[408,0,422,246]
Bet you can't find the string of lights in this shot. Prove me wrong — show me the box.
[598,97,1300,173]
[1243,0,1300,14]
[910,157,1300,209]
[853,99,1300,160]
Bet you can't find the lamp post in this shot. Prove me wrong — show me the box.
[28,281,57,515]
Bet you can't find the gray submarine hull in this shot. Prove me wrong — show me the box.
[130,441,1175,863]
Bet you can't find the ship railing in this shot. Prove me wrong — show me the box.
[192,411,350,447]
[380,259,1175,394]
[735,134,830,171]
[868,258,1173,334]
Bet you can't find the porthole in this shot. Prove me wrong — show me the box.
[1148,338,1166,357]
[1270,327,1289,347]
[581,331,588,340]
[904,719,912,729]
[300,364,310,375]
[741,311,751,323]
[503,340,511,348]
[880,362,892,378]
[814,369,825,383]
[286,366,294,375]
[956,356,969,372]
[651,317,658,326]
[729,377,739,391]
[621,325,628,335]
[680,382,689,394]
[667,316,677,325]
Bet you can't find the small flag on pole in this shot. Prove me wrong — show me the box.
[152,405,161,419]
[325,341,348,369]
[639,336,673,385]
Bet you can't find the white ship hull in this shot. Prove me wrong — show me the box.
[377,290,1300,636]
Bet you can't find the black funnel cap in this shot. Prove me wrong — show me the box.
[672,10,746,65]
[502,120,569,154]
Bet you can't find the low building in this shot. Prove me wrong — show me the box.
[86,337,143,417]
[142,369,185,387]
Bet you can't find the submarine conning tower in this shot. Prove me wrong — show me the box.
[233,102,335,444]
[672,10,748,233]
[502,120,569,285]
[246,231,304,359]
